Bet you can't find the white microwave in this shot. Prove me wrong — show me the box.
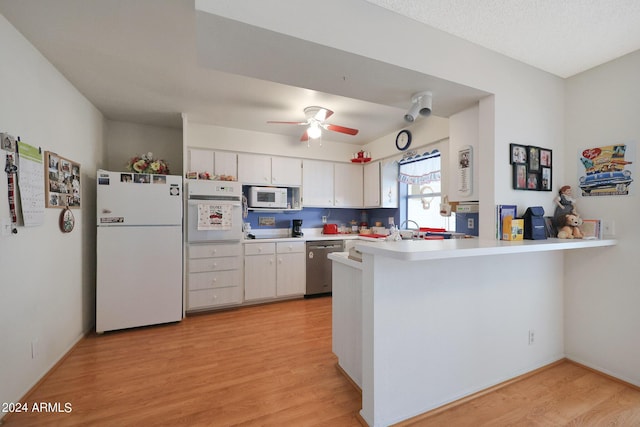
[248,186,288,209]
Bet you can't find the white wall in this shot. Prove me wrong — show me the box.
[0,14,105,407]
[564,50,640,386]
[106,120,182,176]
[184,118,362,163]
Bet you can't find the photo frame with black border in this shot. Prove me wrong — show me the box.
[527,172,540,190]
[541,167,552,191]
[540,148,552,167]
[510,143,527,164]
[528,146,541,172]
[513,163,527,190]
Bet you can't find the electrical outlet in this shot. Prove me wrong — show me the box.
[467,218,475,229]
[322,216,327,223]
[388,217,395,226]
[528,330,535,346]
[602,220,615,237]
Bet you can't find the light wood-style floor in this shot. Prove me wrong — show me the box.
[3,297,640,426]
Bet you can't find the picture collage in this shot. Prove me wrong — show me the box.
[510,144,552,191]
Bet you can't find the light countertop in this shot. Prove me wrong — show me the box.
[353,237,617,261]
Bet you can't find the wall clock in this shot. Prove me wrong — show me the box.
[395,130,412,151]
[60,207,75,233]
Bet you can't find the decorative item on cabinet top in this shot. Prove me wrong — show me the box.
[351,150,371,163]
[185,171,236,181]
[126,152,170,175]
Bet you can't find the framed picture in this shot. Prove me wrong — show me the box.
[540,148,552,167]
[510,143,527,164]
[541,167,552,191]
[513,163,527,190]
[45,151,81,208]
[527,172,540,190]
[528,146,540,172]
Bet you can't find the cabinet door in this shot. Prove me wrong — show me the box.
[238,153,271,185]
[276,252,306,297]
[363,162,380,207]
[271,157,302,186]
[302,160,334,207]
[334,163,363,207]
[188,148,214,175]
[244,254,276,301]
[214,151,237,180]
[380,160,399,208]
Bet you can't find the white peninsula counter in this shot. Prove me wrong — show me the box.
[329,237,617,427]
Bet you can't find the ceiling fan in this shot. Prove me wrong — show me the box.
[267,106,359,142]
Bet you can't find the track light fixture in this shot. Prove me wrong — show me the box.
[404,91,433,123]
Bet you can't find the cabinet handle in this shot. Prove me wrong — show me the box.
[212,262,217,268]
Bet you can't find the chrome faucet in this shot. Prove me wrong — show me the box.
[399,219,419,230]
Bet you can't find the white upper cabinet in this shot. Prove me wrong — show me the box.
[214,151,238,179]
[334,163,363,207]
[363,162,381,207]
[303,160,364,208]
[302,160,334,207]
[238,153,271,185]
[188,148,237,180]
[238,154,301,186]
[364,160,398,208]
[271,156,302,186]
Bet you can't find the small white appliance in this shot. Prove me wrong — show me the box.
[248,186,288,209]
[96,170,183,333]
[186,180,243,242]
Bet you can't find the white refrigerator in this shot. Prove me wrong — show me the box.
[96,170,183,333]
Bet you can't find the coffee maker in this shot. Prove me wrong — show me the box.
[292,219,303,237]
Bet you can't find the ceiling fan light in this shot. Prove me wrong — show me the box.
[307,123,322,139]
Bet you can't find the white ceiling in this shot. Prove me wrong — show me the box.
[1,1,639,145]
[366,0,640,78]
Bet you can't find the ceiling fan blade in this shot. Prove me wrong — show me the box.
[300,130,309,142]
[325,124,359,136]
[267,120,308,126]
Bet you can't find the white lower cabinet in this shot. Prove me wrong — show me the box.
[275,242,306,297]
[244,243,277,301]
[244,241,306,301]
[186,243,243,311]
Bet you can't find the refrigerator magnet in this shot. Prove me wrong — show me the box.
[60,207,75,233]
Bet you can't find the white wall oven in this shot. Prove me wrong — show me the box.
[186,181,243,242]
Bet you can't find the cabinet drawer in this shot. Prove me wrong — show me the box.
[188,287,242,310]
[276,241,306,254]
[188,243,241,259]
[188,256,240,273]
[188,270,241,291]
[244,242,276,255]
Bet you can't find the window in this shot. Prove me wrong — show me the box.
[399,152,452,229]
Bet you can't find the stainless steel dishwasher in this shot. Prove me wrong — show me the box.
[305,240,345,296]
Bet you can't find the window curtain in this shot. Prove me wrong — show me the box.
[398,153,441,185]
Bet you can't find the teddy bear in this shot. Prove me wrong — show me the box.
[557,213,584,239]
